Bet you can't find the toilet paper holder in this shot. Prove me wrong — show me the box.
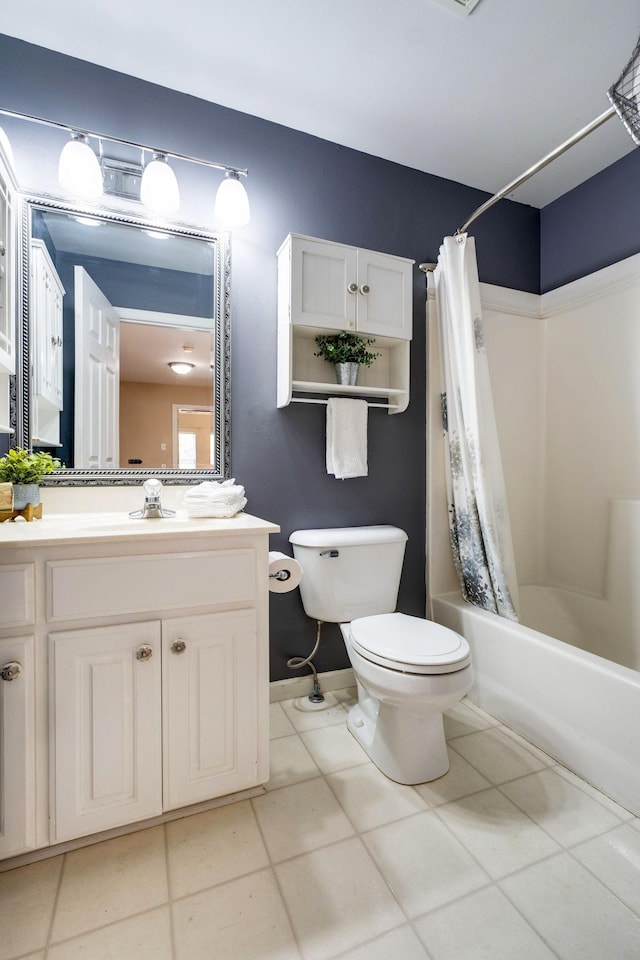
[269,569,291,581]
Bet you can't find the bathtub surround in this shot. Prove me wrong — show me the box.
[428,255,640,814]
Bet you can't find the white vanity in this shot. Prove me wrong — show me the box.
[0,511,278,862]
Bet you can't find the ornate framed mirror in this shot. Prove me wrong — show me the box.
[15,195,230,484]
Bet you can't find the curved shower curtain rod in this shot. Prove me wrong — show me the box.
[418,105,617,274]
[456,106,617,235]
[427,31,640,271]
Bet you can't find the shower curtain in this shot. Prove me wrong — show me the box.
[434,234,519,620]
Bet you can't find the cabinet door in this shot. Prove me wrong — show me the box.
[31,241,64,410]
[163,610,258,810]
[0,636,36,859]
[51,621,162,843]
[356,250,413,340]
[290,237,358,331]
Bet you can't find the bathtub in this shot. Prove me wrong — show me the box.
[432,590,640,817]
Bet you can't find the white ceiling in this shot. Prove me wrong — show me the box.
[2,0,640,207]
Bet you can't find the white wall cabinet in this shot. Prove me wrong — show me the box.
[30,239,65,446]
[0,138,17,434]
[0,513,277,860]
[277,233,414,413]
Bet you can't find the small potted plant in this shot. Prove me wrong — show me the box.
[0,448,62,510]
[314,331,380,385]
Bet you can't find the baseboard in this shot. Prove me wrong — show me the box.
[269,668,355,703]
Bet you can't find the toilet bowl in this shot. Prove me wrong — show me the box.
[341,613,472,783]
[289,526,473,785]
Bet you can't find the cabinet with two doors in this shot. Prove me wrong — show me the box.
[277,234,415,413]
[0,515,277,860]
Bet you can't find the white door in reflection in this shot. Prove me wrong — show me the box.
[74,267,120,469]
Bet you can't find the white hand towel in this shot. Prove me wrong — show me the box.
[326,398,368,479]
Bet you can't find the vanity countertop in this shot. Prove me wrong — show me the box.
[0,511,280,548]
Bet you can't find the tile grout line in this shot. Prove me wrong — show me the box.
[42,850,67,959]
[247,791,304,960]
[163,821,178,960]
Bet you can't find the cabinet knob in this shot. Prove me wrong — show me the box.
[1,661,22,682]
[360,284,370,295]
[170,639,187,654]
[135,644,153,662]
[347,282,358,294]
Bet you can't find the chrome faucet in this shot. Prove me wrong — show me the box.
[129,477,176,519]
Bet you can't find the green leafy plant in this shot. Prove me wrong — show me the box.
[314,331,381,367]
[0,448,63,484]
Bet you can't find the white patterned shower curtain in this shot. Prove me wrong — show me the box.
[434,234,519,620]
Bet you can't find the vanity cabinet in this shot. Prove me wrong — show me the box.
[0,138,17,434]
[30,238,65,445]
[277,233,414,413]
[0,513,278,859]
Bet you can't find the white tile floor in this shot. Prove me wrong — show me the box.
[2,690,640,960]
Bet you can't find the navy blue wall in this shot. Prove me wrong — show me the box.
[0,34,540,680]
[541,146,640,292]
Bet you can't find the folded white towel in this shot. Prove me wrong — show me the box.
[186,497,247,518]
[326,398,368,479]
[184,480,247,517]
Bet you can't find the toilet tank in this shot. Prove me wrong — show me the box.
[289,525,408,622]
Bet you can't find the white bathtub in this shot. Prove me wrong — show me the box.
[432,590,640,817]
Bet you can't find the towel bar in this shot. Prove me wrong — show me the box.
[290,397,398,410]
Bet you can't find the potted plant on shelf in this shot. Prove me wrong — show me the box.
[314,331,381,386]
[0,448,62,511]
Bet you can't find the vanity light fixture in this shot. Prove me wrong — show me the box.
[140,152,180,215]
[0,106,251,228]
[213,170,251,229]
[168,361,195,375]
[58,132,103,200]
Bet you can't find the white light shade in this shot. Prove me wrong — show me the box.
[0,126,15,168]
[140,154,180,215]
[58,136,103,200]
[168,361,194,375]
[214,172,250,229]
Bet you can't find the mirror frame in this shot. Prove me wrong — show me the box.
[14,194,231,484]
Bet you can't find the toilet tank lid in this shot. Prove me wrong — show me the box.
[289,525,408,548]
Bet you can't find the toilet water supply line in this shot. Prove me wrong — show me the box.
[287,620,325,703]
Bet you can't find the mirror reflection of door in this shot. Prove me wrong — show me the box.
[74,267,120,469]
[172,405,215,468]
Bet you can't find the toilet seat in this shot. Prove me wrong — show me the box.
[349,613,471,675]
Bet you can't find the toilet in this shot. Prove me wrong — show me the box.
[289,525,472,784]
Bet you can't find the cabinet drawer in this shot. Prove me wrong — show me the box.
[0,564,35,628]
[46,550,256,621]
